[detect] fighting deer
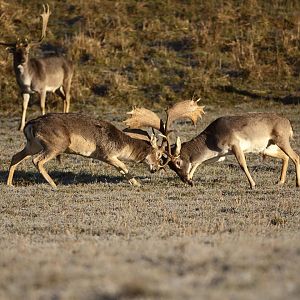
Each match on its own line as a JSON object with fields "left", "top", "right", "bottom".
{"left": 125, "top": 103, "right": 300, "bottom": 188}
{"left": 164, "top": 113, "right": 300, "bottom": 189}
{"left": 7, "top": 113, "right": 165, "bottom": 188}
{"left": 0, "top": 4, "right": 74, "bottom": 131}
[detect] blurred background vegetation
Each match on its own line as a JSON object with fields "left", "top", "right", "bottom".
{"left": 0, "top": 0, "right": 299, "bottom": 116}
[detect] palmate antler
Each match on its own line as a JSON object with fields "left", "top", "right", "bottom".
{"left": 123, "top": 99, "right": 205, "bottom": 166}
{"left": 165, "top": 99, "right": 205, "bottom": 132}
{"left": 29, "top": 4, "right": 51, "bottom": 46}
{"left": 124, "top": 107, "right": 164, "bottom": 132}
{"left": 0, "top": 4, "right": 51, "bottom": 48}
{"left": 123, "top": 128, "right": 151, "bottom": 142}
{"left": 124, "top": 99, "right": 204, "bottom": 135}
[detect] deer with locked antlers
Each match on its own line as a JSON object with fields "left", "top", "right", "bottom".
{"left": 124, "top": 99, "right": 205, "bottom": 169}
{"left": 0, "top": 4, "right": 74, "bottom": 131}
{"left": 7, "top": 101, "right": 203, "bottom": 187}
{"left": 7, "top": 112, "right": 166, "bottom": 188}
{"left": 125, "top": 101, "right": 300, "bottom": 189}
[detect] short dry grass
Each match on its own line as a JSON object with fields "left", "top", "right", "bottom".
{"left": 1, "top": 102, "right": 300, "bottom": 300}
{"left": 0, "top": 0, "right": 300, "bottom": 298}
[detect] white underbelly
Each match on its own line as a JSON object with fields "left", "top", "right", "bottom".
{"left": 45, "top": 85, "right": 61, "bottom": 92}
{"left": 67, "top": 134, "right": 96, "bottom": 157}
{"left": 239, "top": 138, "right": 269, "bottom": 153}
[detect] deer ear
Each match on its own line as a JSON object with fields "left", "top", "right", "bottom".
{"left": 24, "top": 39, "right": 30, "bottom": 49}
{"left": 7, "top": 46, "right": 14, "bottom": 53}
{"left": 174, "top": 136, "right": 181, "bottom": 156}
{"left": 150, "top": 134, "right": 158, "bottom": 149}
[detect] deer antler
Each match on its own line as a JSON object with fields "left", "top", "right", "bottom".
{"left": 0, "top": 41, "right": 17, "bottom": 47}
{"left": 30, "top": 4, "right": 51, "bottom": 46}
{"left": 124, "top": 107, "right": 164, "bottom": 132}
{"left": 123, "top": 99, "right": 205, "bottom": 168}
{"left": 123, "top": 128, "right": 151, "bottom": 142}
{"left": 0, "top": 4, "right": 51, "bottom": 49}
{"left": 165, "top": 99, "right": 205, "bottom": 133}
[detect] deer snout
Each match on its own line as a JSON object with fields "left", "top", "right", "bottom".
{"left": 149, "top": 164, "right": 159, "bottom": 173}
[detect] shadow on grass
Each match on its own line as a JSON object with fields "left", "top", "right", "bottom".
{"left": 0, "top": 170, "right": 132, "bottom": 186}
{"left": 217, "top": 85, "right": 300, "bottom": 105}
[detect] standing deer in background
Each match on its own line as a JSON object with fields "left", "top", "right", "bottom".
{"left": 0, "top": 4, "right": 74, "bottom": 130}
{"left": 164, "top": 113, "right": 300, "bottom": 189}
{"left": 7, "top": 113, "right": 165, "bottom": 188}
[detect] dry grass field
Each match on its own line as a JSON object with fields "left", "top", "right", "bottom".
{"left": 1, "top": 101, "right": 300, "bottom": 300}
{"left": 1, "top": 0, "right": 300, "bottom": 299}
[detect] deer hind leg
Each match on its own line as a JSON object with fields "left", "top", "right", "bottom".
{"left": 232, "top": 144, "right": 256, "bottom": 189}
{"left": 7, "top": 140, "right": 43, "bottom": 186}
{"left": 62, "top": 75, "right": 72, "bottom": 113}
{"left": 7, "top": 148, "right": 30, "bottom": 186}
{"left": 55, "top": 87, "right": 67, "bottom": 113}
{"left": 262, "top": 145, "right": 289, "bottom": 185}
{"left": 33, "top": 150, "right": 59, "bottom": 188}
{"left": 275, "top": 139, "right": 300, "bottom": 187}
{"left": 19, "top": 93, "right": 30, "bottom": 131}
{"left": 107, "top": 157, "right": 141, "bottom": 187}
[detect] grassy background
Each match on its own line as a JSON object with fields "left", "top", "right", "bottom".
{"left": 0, "top": 0, "right": 300, "bottom": 299}
{"left": 0, "top": 0, "right": 300, "bottom": 115}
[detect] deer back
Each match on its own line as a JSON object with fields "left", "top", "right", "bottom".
{"left": 178, "top": 113, "right": 293, "bottom": 162}
{"left": 25, "top": 113, "right": 151, "bottom": 161}
{"left": 15, "top": 56, "right": 73, "bottom": 93}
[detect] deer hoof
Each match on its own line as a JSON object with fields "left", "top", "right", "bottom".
{"left": 129, "top": 178, "right": 141, "bottom": 187}
{"left": 187, "top": 180, "right": 194, "bottom": 187}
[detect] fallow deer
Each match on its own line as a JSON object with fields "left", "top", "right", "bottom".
{"left": 125, "top": 103, "right": 300, "bottom": 188}
{"left": 166, "top": 113, "right": 300, "bottom": 189}
{"left": 0, "top": 4, "right": 74, "bottom": 131}
{"left": 7, "top": 112, "right": 168, "bottom": 188}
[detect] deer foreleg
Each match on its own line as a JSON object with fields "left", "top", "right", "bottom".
{"left": 188, "top": 163, "right": 200, "bottom": 181}
{"left": 232, "top": 145, "right": 256, "bottom": 189}
{"left": 108, "top": 157, "right": 141, "bottom": 186}
{"left": 20, "top": 93, "right": 30, "bottom": 131}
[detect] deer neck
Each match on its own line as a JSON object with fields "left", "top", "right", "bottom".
{"left": 181, "top": 132, "right": 214, "bottom": 163}
{"left": 119, "top": 136, "right": 151, "bottom": 163}
{"left": 13, "top": 54, "right": 34, "bottom": 93}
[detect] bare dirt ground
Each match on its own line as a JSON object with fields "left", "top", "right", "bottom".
{"left": 0, "top": 102, "right": 300, "bottom": 300}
